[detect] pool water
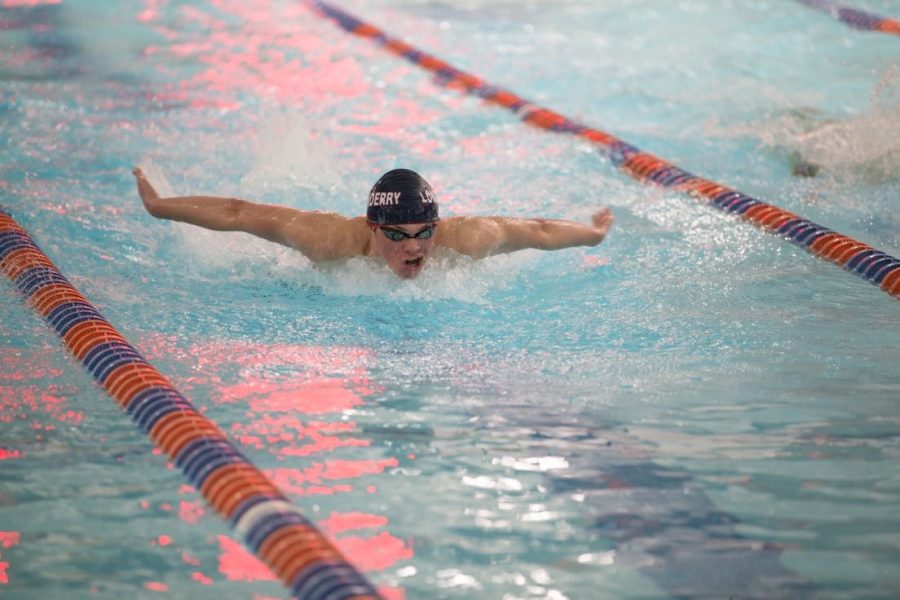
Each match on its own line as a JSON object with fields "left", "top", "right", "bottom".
{"left": 1, "top": 0, "right": 899, "bottom": 598}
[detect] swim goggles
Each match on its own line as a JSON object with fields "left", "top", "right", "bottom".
{"left": 378, "top": 224, "right": 436, "bottom": 242}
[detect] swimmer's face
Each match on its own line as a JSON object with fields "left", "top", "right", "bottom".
{"left": 370, "top": 222, "right": 438, "bottom": 279}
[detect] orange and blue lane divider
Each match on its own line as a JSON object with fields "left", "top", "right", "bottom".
{"left": 306, "top": 0, "right": 900, "bottom": 299}
{"left": 0, "top": 207, "right": 383, "bottom": 600}
{"left": 795, "top": 0, "right": 900, "bottom": 36}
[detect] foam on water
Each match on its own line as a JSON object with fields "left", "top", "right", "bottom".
{"left": 165, "top": 223, "right": 529, "bottom": 304}
{"left": 296, "top": 250, "right": 524, "bottom": 303}
{"left": 239, "top": 110, "right": 347, "bottom": 197}
{"left": 710, "top": 64, "right": 900, "bottom": 184}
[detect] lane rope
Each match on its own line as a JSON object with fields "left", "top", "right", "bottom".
{"left": 0, "top": 207, "right": 383, "bottom": 600}
{"left": 795, "top": 0, "right": 900, "bottom": 36}
{"left": 306, "top": 0, "right": 900, "bottom": 300}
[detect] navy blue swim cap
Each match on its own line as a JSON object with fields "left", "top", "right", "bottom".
{"left": 366, "top": 169, "right": 439, "bottom": 225}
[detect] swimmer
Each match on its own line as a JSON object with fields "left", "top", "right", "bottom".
{"left": 133, "top": 167, "right": 613, "bottom": 279}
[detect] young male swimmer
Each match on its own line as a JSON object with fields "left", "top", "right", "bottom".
{"left": 133, "top": 167, "right": 613, "bottom": 279}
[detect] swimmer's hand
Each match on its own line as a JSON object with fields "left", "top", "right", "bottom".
{"left": 133, "top": 167, "right": 163, "bottom": 216}
{"left": 591, "top": 207, "right": 614, "bottom": 241}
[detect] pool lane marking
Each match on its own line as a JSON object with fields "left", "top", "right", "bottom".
{"left": 305, "top": 0, "right": 900, "bottom": 300}
{"left": 795, "top": 0, "right": 900, "bottom": 36}
{"left": 0, "top": 209, "right": 383, "bottom": 600}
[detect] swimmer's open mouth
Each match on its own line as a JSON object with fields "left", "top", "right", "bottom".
{"left": 405, "top": 257, "right": 423, "bottom": 267}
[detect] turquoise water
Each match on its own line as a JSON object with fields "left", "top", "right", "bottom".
{"left": 2, "top": 0, "right": 899, "bottom": 598}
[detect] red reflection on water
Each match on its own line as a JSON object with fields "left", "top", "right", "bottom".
{"left": 0, "top": 350, "right": 64, "bottom": 382}
{"left": 320, "top": 511, "right": 416, "bottom": 573}
{"left": 217, "top": 535, "right": 276, "bottom": 582}
{"left": 138, "top": 336, "right": 414, "bottom": 587}
{"left": 380, "top": 587, "right": 407, "bottom": 600}
{"left": 136, "top": 0, "right": 446, "bottom": 157}
{"left": 0, "top": 531, "right": 20, "bottom": 585}
{"left": 139, "top": 0, "right": 368, "bottom": 110}
{"left": 0, "top": 349, "right": 84, "bottom": 432}
{"left": 582, "top": 255, "right": 611, "bottom": 269}
{"left": 457, "top": 135, "right": 495, "bottom": 159}
{"left": 0, "top": 532, "right": 19, "bottom": 549}
{"left": 0, "top": 386, "right": 83, "bottom": 425}
{"left": 144, "top": 581, "right": 168, "bottom": 592}
{"left": 232, "top": 415, "right": 366, "bottom": 456}
{"left": 0, "top": 449, "right": 21, "bottom": 461}
{"left": 319, "top": 511, "right": 389, "bottom": 534}
{"left": 221, "top": 377, "right": 365, "bottom": 414}
{"left": 1, "top": 0, "right": 61, "bottom": 6}
{"left": 337, "top": 531, "right": 414, "bottom": 572}
{"left": 191, "top": 571, "right": 213, "bottom": 585}
{"left": 182, "top": 2, "right": 366, "bottom": 100}
{"left": 266, "top": 457, "right": 397, "bottom": 496}
{"left": 190, "top": 342, "right": 373, "bottom": 374}
{"left": 178, "top": 499, "right": 206, "bottom": 525}
{"left": 137, "top": 0, "right": 165, "bottom": 23}
{"left": 320, "top": 457, "right": 399, "bottom": 480}
{"left": 218, "top": 523, "right": 412, "bottom": 580}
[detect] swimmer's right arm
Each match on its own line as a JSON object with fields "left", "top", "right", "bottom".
{"left": 133, "top": 167, "right": 364, "bottom": 261}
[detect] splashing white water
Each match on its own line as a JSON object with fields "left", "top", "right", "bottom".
{"left": 281, "top": 248, "right": 527, "bottom": 303}
{"left": 776, "top": 104, "right": 900, "bottom": 182}
{"left": 724, "top": 65, "right": 900, "bottom": 183}
{"left": 239, "top": 109, "right": 346, "bottom": 197}
{"left": 137, "top": 158, "right": 177, "bottom": 197}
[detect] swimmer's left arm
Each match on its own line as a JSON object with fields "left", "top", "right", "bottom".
{"left": 447, "top": 208, "right": 613, "bottom": 257}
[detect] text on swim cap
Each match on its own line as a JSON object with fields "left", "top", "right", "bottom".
{"left": 368, "top": 192, "right": 401, "bottom": 206}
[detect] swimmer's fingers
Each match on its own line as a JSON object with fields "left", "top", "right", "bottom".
{"left": 135, "top": 174, "right": 157, "bottom": 199}
{"left": 133, "top": 166, "right": 155, "bottom": 183}
{"left": 132, "top": 166, "right": 149, "bottom": 185}
{"left": 591, "top": 208, "right": 614, "bottom": 235}
{"left": 133, "top": 167, "right": 160, "bottom": 209}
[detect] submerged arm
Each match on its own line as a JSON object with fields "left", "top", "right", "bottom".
{"left": 133, "top": 167, "right": 362, "bottom": 261}
{"left": 445, "top": 208, "right": 614, "bottom": 258}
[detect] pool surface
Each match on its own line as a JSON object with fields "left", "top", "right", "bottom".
{"left": 2, "top": 1, "right": 899, "bottom": 598}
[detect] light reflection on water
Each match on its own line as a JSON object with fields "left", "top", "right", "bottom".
{"left": 1, "top": 0, "right": 899, "bottom": 599}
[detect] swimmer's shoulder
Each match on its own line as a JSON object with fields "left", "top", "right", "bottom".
{"left": 287, "top": 213, "right": 370, "bottom": 261}
{"left": 435, "top": 216, "right": 487, "bottom": 239}
{"left": 435, "top": 216, "right": 500, "bottom": 258}
{"left": 340, "top": 216, "right": 371, "bottom": 258}
{"left": 434, "top": 216, "right": 464, "bottom": 248}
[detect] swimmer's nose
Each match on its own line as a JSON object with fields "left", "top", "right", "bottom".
{"left": 401, "top": 239, "right": 424, "bottom": 253}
